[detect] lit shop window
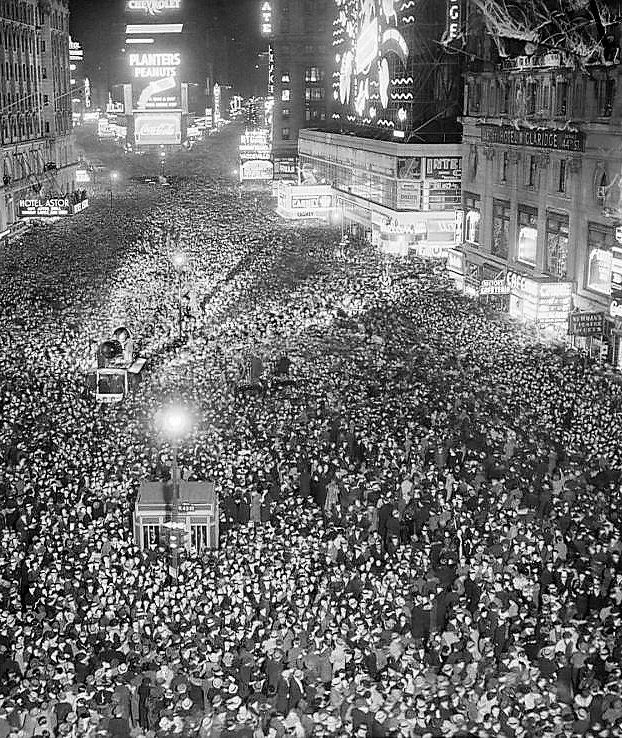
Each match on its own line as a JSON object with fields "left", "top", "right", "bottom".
{"left": 586, "top": 223, "right": 614, "bottom": 293}
{"left": 492, "top": 199, "right": 511, "bottom": 259}
{"left": 517, "top": 205, "right": 538, "bottom": 264}
{"left": 545, "top": 211, "right": 569, "bottom": 279}
{"left": 464, "top": 192, "right": 481, "bottom": 244}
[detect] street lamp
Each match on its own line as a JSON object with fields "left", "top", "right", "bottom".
{"left": 171, "top": 250, "right": 188, "bottom": 341}
{"left": 160, "top": 150, "right": 166, "bottom": 178}
{"left": 158, "top": 404, "right": 192, "bottom": 576}
{"left": 109, "top": 171, "right": 119, "bottom": 214}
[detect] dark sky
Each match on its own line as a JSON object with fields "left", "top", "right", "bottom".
{"left": 69, "top": 0, "right": 264, "bottom": 97}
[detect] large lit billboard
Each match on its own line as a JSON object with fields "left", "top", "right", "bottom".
{"left": 126, "top": 0, "right": 181, "bottom": 15}
{"left": 134, "top": 112, "right": 182, "bottom": 145}
{"left": 129, "top": 50, "right": 182, "bottom": 110}
{"left": 333, "top": 0, "right": 461, "bottom": 142}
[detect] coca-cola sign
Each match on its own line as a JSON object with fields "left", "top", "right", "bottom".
{"left": 134, "top": 113, "right": 181, "bottom": 145}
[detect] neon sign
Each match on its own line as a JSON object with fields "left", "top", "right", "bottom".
{"left": 129, "top": 52, "right": 181, "bottom": 79}
{"left": 127, "top": 0, "right": 181, "bottom": 14}
{"left": 446, "top": 0, "right": 461, "bottom": 43}
{"left": 260, "top": 1, "right": 272, "bottom": 35}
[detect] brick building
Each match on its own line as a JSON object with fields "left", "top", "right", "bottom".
{"left": 1, "top": 0, "right": 77, "bottom": 235}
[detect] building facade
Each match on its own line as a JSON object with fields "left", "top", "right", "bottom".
{"left": 1, "top": 0, "right": 77, "bottom": 235}
{"left": 449, "top": 55, "right": 622, "bottom": 362}
{"left": 299, "top": 129, "right": 460, "bottom": 256}
{"left": 266, "top": 0, "right": 333, "bottom": 172}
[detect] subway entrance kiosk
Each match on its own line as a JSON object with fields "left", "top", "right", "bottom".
{"left": 134, "top": 481, "right": 218, "bottom": 554}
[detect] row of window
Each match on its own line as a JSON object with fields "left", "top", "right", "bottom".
{"left": 464, "top": 195, "right": 569, "bottom": 278}
{"left": 0, "top": 2, "right": 68, "bottom": 32}
{"left": 467, "top": 72, "right": 616, "bottom": 120}
{"left": 464, "top": 196, "right": 618, "bottom": 293}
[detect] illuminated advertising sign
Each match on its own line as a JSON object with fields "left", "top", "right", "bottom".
{"left": 130, "top": 51, "right": 182, "bottom": 110}
{"left": 126, "top": 0, "right": 181, "bottom": 14}
{"left": 18, "top": 198, "right": 71, "bottom": 218}
{"left": 268, "top": 44, "right": 275, "bottom": 96}
{"left": 134, "top": 112, "right": 182, "bottom": 145}
{"left": 425, "top": 156, "right": 462, "bottom": 179}
{"left": 480, "top": 124, "right": 585, "bottom": 152}
{"left": 260, "top": 2, "right": 272, "bottom": 35}
{"left": 333, "top": 0, "right": 460, "bottom": 138}
{"left": 241, "top": 160, "right": 274, "bottom": 182}
{"left": 444, "top": 0, "right": 461, "bottom": 43}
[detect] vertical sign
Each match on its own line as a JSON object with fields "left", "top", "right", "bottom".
{"left": 268, "top": 44, "right": 274, "bottom": 96}
{"left": 260, "top": 2, "right": 272, "bottom": 35}
{"left": 446, "top": 0, "right": 461, "bottom": 42}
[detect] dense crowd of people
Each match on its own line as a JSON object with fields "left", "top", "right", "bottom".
{"left": 1, "top": 151, "right": 622, "bottom": 738}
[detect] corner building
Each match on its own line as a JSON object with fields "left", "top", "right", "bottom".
{"left": 1, "top": 0, "right": 77, "bottom": 235}
{"left": 449, "top": 55, "right": 622, "bottom": 362}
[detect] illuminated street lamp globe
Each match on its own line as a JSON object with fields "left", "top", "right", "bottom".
{"left": 159, "top": 404, "right": 192, "bottom": 441}
{"left": 171, "top": 251, "right": 188, "bottom": 271}
{"left": 111, "top": 171, "right": 119, "bottom": 182}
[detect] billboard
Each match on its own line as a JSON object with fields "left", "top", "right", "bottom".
{"left": 129, "top": 50, "right": 182, "bottom": 111}
{"left": 241, "top": 160, "right": 274, "bottom": 182}
{"left": 134, "top": 112, "right": 182, "bottom": 145}
{"left": 126, "top": 0, "right": 181, "bottom": 15}
{"left": 333, "top": 0, "right": 461, "bottom": 141}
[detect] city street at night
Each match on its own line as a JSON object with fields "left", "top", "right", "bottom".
{"left": 3, "top": 0, "right": 622, "bottom": 736}
{"left": 1, "top": 130, "right": 622, "bottom": 737}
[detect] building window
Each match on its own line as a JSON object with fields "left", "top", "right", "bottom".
{"left": 500, "top": 151, "right": 509, "bottom": 182}
{"left": 555, "top": 79, "right": 568, "bottom": 116}
{"left": 281, "top": 127, "right": 291, "bottom": 140}
{"left": 281, "top": 73, "right": 290, "bottom": 83}
{"left": 143, "top": 525, "right": 160, "bottom": 549}
{"left": 469, "top": 80, "right": 481, "bottom": 114}
{"left": 464, "top": 192, "right": 481, "bottom": 245}
{"left": 517, "top": 205, "right": 538, "bottom": 264}
{"left": 492, "top": 199, "right": 511, "bottom": 259}
{"left": 305, "top": 66, "right": 323, "bottom": 82}
{"left": 281, "top": 108, "right": 290, "bottom": 118}
{"left": 527, "top": 79, "right": 538, "bottom": 115}
{"left": 586, "top": 223, "right": 614, "bottom": 293}
{"left": 558, "top": 159, "right": 567, "bottom": 193}
{"left": 597, "top": 171, "right": 608, "bottom": 206}
{"left": 526, "top": 155, "right": 538, "bottom": 187}
{"left": 596, "top": 77, "right": 615, "bottom": 117}
{"left": 545, "top": 212, "right": 569, "bottom": 278}
{"left": 281, "top": 89, "right": 290, "bottom": 102}
{"left": 190, "top": 525, "right": 209, "bottom": 553}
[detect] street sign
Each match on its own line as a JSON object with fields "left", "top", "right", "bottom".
{"left": 568, "top": 311, "right": 604, "bottom": 336}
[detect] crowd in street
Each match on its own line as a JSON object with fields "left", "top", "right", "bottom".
{"left": 1, "top": 163, "right": 622, "bottom": 738}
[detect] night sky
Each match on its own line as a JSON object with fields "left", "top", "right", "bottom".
{"left": 69, "top": 0, "right": 264, "bottom": 98}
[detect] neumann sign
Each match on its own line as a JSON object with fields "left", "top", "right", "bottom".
{"left": 127, "top": 0, "right": 181, "bottom": 14}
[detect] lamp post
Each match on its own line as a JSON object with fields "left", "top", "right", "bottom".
{"left": 160, "top": 150, "right": 166, "bottom": 179}
{"left": 159, "top": 405, "right": 192, "bottom": 577}
{"left": 109, "top": 171, "right": 119, "bottom": 214}
{"left": 171, "top": 250, "right": 188, "bottom": 341}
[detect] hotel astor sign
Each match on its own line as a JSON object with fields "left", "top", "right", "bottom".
{"left": 480, "top": 124, "right": 584, "bottom": 152}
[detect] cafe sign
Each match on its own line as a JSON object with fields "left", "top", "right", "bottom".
{"left": 480, "top": 124, "right": 584, "bottom": 152}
